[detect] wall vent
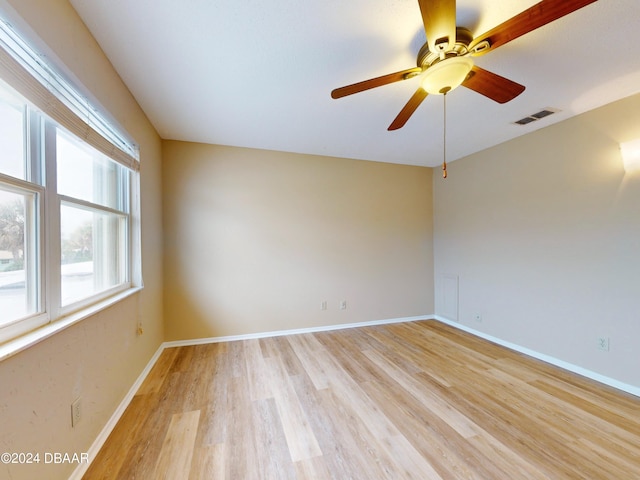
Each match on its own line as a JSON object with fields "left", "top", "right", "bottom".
{"left": 514, "top": 108, "right": 559, "bottom": 126}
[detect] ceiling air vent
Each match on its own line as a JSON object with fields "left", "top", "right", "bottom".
{"left": 514, "top": 108, "right": 559, "bottom": 126}
{"left": 514, "top": 116, "right": 537, "bottom": 125}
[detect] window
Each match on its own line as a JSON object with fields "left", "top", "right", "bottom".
{"left": 0, "top": 18, "right": 140, "bottom": 346}
{"left": 57, "top": 129, "right": 130, "bottom": 308}
{"left": 0, "top": 83, "right": 42, "bottom": 340}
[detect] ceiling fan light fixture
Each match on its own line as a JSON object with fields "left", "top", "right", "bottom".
{"left": 620, "top": 139, "right": 640, "bottom": 173}
{"left": 421, "top": 56, "right": 473, "bottom": 95}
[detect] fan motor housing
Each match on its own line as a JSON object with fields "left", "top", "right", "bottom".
{"left": 417, "top": 27, "right": 474, "bottom": 68}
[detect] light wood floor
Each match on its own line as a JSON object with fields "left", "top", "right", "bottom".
{"left": 83, "top": 320, "right": 640, "bottom": 479}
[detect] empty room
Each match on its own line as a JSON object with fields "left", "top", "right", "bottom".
{"left": 0, "top": 1, "right": 639, "bottom": 479}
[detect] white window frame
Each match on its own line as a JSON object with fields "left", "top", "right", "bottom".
{"left": 0, "top": 10, "right": 142, "bottom": 355}
{"left": 0, "top": 172, "right": 45, "bottom": 339}
{"left": 0, "top": 95, "right": 139, "bottom": 345}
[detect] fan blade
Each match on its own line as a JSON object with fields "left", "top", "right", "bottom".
{"left": 462, "top": 66, "right": 525, "bottom": 104}
{"left": 469, "top": 0, "right": 598, "bottom": 55}
{"left": 331, "top": 67, "right": 423, "bottom": 99}
{"left": 388, "top": 88, "right": 429, "bottom": 131}
{"left": 418, "top": 0, "right": 457, "bottom": 54}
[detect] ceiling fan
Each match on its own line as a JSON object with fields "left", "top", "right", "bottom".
{"left": 331, "top": 0, "right": 598, "bottom": 131}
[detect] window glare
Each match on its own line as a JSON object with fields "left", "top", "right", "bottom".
{"left": 60, "top": 204, "right": 126, "bottom": 306}
{"left": 57, "top": 129, "right": 122, "bottom": 210}
{"left": 0, "top": 190, "right": 36, "bottom": 325}
{"left": 0, "top": 86, "right": 26, "bottom": 180}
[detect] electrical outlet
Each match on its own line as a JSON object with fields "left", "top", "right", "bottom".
{"left": 597, "top": 337, "right": 610, "bottom": 352}
{"left": 320, "top": 300, "right": 327, "bottom": 311}
{"left": 339, "top": 300, "right": 347, "bottom": 310}
{"left": 71, "top": 397, "right": 81, "bottom": 427}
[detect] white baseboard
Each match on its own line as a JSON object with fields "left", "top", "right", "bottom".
{"left": 162, "top": 314, "right": 434, "bottom": 348}
{"left": 69, "top": 343, "right": 165, "bottom": 480}
{"left": 433, "top": 315, "right": 640, "bottom": 398}
{"left": 71, "top": 312, "right": 638, "bottom": 477}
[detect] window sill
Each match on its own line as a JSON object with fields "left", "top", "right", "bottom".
{"left": 0, "top": 286, "right": 143, "bottom": 362}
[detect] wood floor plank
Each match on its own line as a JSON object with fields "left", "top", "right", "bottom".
{"left": 530, "top": 377, "right": 640, "bottom": 435}
{"left": 362, "top": 326, "right": 456, "bottom": 388}
{"left": 251, "top": 397, "right": 298, "bottom": 479}
{"left": 135, "top": 346, "right": 180, "bottom": 396}
{"left": 188, "top": 444, "right": 224, "bottom": 480}
{"left": 313, "top": 330, "right": 387, "bottom": 384}
{"left": 83, "top": 320, "right": 640, "bottom": 479}
{"left": 153, "top": 410, "right": 200, "bottom": 479}
{"left": 488, "top": 367, "right": 640, "bottom": 452}
{"left": 317, "top": 385, "right": 423, "bottom": 480}
{"left": 289, "top": 371, "right": 378, "bottom": 480}
{"left": 266, "top": 353, "right": 323, "bottom": 462}
{"left": 293, "top": 456, "right": 335, "bottom": 480}
{"left": 572, "top": 437, "right": 640, "bottom": 479}
{"left": 259, "top": 335, "right": 305, "bottom": 376}
{"left": 193, "top": 345, "right": 230, "bottom": 447}
{"left": 361, "top": 347, "right": 481, "bottom": 439}
{"left": 466, "top": 432, "right": 549, "bottom": 480}
{"left": 356, "top": 379, "right": 485, "bottom": 480}
{"left": 295, "top": 334, "right": 401, "bottom": 442}
{"left": 380, "top": 435, "right": 444, "bottom": 480}
{"left": 244, "top": 339, "right": 274, "bottom": 401}
{"left": 113, "top": 372, "right": 184, "bottom": 479}
{"left": 286, "top": 333, "right": 334, "bottom": 390}
{"left": 224, "top": 374, "right": 261, "bottom": 479}
{"left": 80, "top": 393, "right": 155, "bottom": 479}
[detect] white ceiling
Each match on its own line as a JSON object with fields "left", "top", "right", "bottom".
{"left": 68, "top": 0, "right": 640, "bottom": 167}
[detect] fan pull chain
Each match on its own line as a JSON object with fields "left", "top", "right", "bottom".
{"left": 442, "top": 92, "right": 447, "bottom": 179}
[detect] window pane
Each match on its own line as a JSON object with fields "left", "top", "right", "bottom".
{"left": 61, "top": 203, "right": 126, "bottom": 306}
{"left": 0, "top": 83, "right": 26, "bottom": 180}
{"left": 57, "top": 129, "right": 124, "bottom": 210}
{"left": 0, "top": 189, "right": 37, "bottom": 326}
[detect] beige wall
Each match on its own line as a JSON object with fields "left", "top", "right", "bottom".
{"left": 163, "top": 142, "right": 434, "bottom": 340}
{"left": 434, "top": 93, "right": 640, "bottom": 387}
{"left": 0, "top": 1, "right": 164, "bottom": 479}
